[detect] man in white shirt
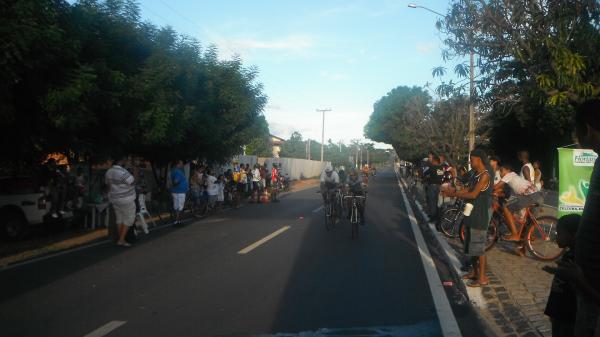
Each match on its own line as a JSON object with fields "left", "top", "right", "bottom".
{"left": 493, "top": 163, "right": 543, "bottom": 242}
{"left": 105, "top": 157, "right": 136, "bottom": 247}
{"left": 251, "top": 164, "right": 262, "bottom": 203}
{"left": 205, "top": 169, "right": 218, "bottom": 209}
{"left": 320, "top": 164, "right": 340, "bottom": 202}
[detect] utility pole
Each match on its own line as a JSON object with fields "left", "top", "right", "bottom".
{"left": 316, "top": 108, "right": 331, "bottom": 162}
{"left": 308, "top": 139, "right": 311, "bottom": 160}
{"left": 408, "top": 3, "right": 476, "bottom": 153}
{"left": 468, "top": 51, "right": 475, "bottom": 152}
{"left": 367, "top": 148, "right": 370, "bottom": 167}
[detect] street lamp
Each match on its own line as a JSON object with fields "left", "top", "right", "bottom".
{"left": 408, "top": 3, "right": 476, "bottom": 152}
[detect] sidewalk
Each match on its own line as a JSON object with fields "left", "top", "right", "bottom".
{"left": 0, "top": 178, "right": 320, "bottom": 269}
{"left": 408, "top": 178, "right": 554, "bottom": 337}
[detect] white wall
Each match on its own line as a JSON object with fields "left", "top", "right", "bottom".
{"left": 261, "top": 157, "right": 329, "bottom": 180}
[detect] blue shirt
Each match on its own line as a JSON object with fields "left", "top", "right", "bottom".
{"left": 170, "top": 168, "right": 188, "bottom": 194}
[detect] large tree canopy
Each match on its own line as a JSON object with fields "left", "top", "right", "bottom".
{"left": 0, "top": 0, "right": 268, "bottom": 170}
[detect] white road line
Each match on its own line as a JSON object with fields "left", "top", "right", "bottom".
{"left": 83, "top": 320, "right": 126, "bottom": 337}
{"left": 397, "top": 174, "right": 487, "bottom": 309}
{"left": 312, "top": 205, "right": 324, "bottom": 213}
{"left": 394, "top": 171, "right": 462, "bottom": 337}
{"left": 237, "top": 226, "right": 291, "bottom": 255}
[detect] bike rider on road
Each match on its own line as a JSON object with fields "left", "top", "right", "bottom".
{"left": 346, "top": 170, "right": 366, "bottom": 225}
{"left": 320, "top": 164, "right": 340, "bottom": 202}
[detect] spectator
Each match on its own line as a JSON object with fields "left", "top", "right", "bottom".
{"left": 105, "top": 156, "right": 136, "bottom": 247}
{"left": 425, "top": 154, "right": 444, "bottom": 222}
{"left": 75, "top": 166, "right": 86, "bottom": 209}
{"left": 251, "top": 164, "right": 261, "bottom": 203}
{"left": 518, "top": 150, "right": 535, "bottom": 185}
{"left": 205, "top": 168, "right": 218, "bottom": 210}
{"left": 544, "top": 214, "right": 581, "bottom": 337}
{"left": 245, "top": 163, "right": 252, "bottom": 196}
{"left": 533, "top": 160, "right": 543, "bottom": 191}
{"left": 216, "top": 174, "right": 225, "bottom": 207}
{"left": 189, "top": 168, "right": 202, "bottom": 217}
{"left": 43, "top": 158, "right": 66, "bottom": 218}
{"left": 489, "top": 156, "right": 502, "bottom": 186}
{"left": 443, "top": 149, "right": 492, "bottom": 287}
{"left": 494, "top": 163, "right": 544, "bottom": 245}
{"left": 271, "top": 163, "right": 280, "bottom": 202}
{"left": 238, "top": 164, "right": 247, "bottom": 201}
{"left": 572, "top": 99, "right": 600, "bottom": 337}
{"left": 170, "top": 160, "right": 188, "bottom": 225}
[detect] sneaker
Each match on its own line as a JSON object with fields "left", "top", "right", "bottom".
{"left": 51, "top": 212, "right": 59, "bottom": 219}
{"left": 117, "top": 241, "right": 131, "bottom": 247}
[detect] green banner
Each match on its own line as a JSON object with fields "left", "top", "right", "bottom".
{"left": 558, "top": 148, "right": 598, "bottom": 217}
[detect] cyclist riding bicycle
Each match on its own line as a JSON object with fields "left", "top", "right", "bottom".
{"left": 493, "top": 163, "right": 544, "bottom": 243}
{"left": 320, "top": 164, "right": 340, "bottom": 201}
{"left": 338, "top": 166, "right": 347, "bottom": 185}
{"left": 346, "top": 170, "right": 366, "bottom": 225}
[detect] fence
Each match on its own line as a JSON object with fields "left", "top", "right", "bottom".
{"left": 259, "top": 157, "right": 329, "bottom": 180}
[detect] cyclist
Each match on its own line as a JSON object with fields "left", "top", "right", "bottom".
{"left": 346, "top": 170, "right": 366, "bottom": 225}
{"left": 338, "top": 166, "right": 347, "bottom": 185}
{"left": 320, "top": 164, "right": 340, "bottom": 217}
{"left": 493, "top": 163, "right": 544, "bottom": 243}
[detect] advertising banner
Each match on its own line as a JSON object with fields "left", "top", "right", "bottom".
{"left": 558, "top": 148, "right": 598, "bottom": 217}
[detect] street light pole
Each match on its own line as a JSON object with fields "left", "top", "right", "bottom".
{"left": 316, "top": 108, "right": 331, "bottom": 162}
{"left": 408, "top": 3, "right": 476, "bottom": 152}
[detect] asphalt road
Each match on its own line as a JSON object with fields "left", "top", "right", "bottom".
{"left": 0, "top": 169, "right": 490, "bottom": 337}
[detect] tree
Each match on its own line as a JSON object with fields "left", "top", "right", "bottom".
{"left": 279, "top": 131, "right": 307, "bottom": 159}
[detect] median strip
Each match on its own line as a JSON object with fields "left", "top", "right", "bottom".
{"left": 237, "top": 226, "right": 291, "bottom": 255}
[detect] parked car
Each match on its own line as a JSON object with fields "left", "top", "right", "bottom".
{"left": 0, "top": 176, "right": 72, "bottom": 240}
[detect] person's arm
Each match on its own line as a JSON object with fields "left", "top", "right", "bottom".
{"left": 493, "top": 180, "right": 506, "bottom": 196}
{"left": 556, "top": 260, "right": 600, "bottom": 305}
{"left": 446, "top": 172, "right": 490, "bottom": 200}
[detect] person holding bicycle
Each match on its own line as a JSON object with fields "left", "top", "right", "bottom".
{"left": 346, "top": 170, "right": 366, "bottom": 225}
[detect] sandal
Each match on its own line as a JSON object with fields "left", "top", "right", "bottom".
{"left": 502, "top": 235, "right": 520, "bottom": 242}
{"left": 467, "top": 280, "right": 489, "bottom": 288}
{"left": 462, "top": 273, "right": 477, "bottom": 280}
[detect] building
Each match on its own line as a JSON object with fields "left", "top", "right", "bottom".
{"left": 270, "top": 135, "right": 285, "bottom": 158}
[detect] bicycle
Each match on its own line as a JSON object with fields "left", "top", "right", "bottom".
{"left": 324, "top": 189, "right": 340, "bottom": 231}
{"left": 344, "top": 194, "right": 366, "bottom": 239}
{"left": 458, "top": 202, "right": 562, "bottom": 260}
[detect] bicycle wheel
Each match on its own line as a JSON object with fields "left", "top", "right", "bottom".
{"left": 526, "top": 216, "right": 564, "bottom": 260}
{"left": 351, "top": 205, "right": 358, "bottom": 239}
{"left": 325, "top": 203, "right": 332, "bottom": 231}
{"left": 439, "top": 208, "right": 460, "bottom": 238}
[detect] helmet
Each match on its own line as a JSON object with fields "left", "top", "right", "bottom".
{"left": 339, "top": 165, "right": 345, "bottom": 171}
{"left": 324, "top": 164, "right": 333, "bottom": 173}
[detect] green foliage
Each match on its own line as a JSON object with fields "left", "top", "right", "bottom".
{"left": 0, "top": 0, "right": 268, "bottom": 171}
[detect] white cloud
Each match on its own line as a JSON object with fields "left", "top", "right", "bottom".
{"left": 416, "top": 42, "right": 437, "bottom": 54}
{"left": 320, "top": 71, "right": 348, "bottom": 81}
{"left": 215, "top": 34, "right": 314, "bottom": 59}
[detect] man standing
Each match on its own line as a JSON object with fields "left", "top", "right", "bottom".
{"left": 425, "top": 154, "right": 445, "bottom": 222}
{"left": 105, "top": 156, "right": 136, "bottom": 247}
{"left": 572, "top": 99, "right": 600, "bottom": 337}
{"left": 170, "top": 160, "right": 188, "bottom": 225}
{"left": 443, "top": 149, "right": 492, "bottom": 287}
{"left": 518, "top": 150, "right": 535, "bottom": 185}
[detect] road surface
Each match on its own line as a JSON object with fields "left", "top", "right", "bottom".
{"left": 0, "top": 169, "right": 490, "bottom": 337}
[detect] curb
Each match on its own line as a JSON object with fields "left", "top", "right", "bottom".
{"left": 395, "top": 172, "right": 500, "bottom": 337}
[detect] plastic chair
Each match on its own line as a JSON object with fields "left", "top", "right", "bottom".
{"left": 135, "top": 193, "right": 155, "bottom": 234}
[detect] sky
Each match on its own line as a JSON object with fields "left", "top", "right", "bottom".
{"left": 137, "top": 0, "right": 454, "bottom": 148}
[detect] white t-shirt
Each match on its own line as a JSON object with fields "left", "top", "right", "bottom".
{"left": 520, "top": 163, "right": 535, "bottom": 184}
{"left": 494, "top": 170, "right": 501, "bottom": 185}
{"left": 501, "top": 172, "right": 538, "bottom": 196}
{"left": 320, "top": 170, "right": 340, "bottom": 184}
{"left": 104, "top": 165, "right": 135, "bottom": 203}
{"left": 252, "top": 168, "right": 261, "bottom": 182}
{"left": 206, "top": 175, "right": 218, "bottom": 196}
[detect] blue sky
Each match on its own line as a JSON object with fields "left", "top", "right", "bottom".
{"left": 137, "top": 0, "right": 454, "bottom": 148}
